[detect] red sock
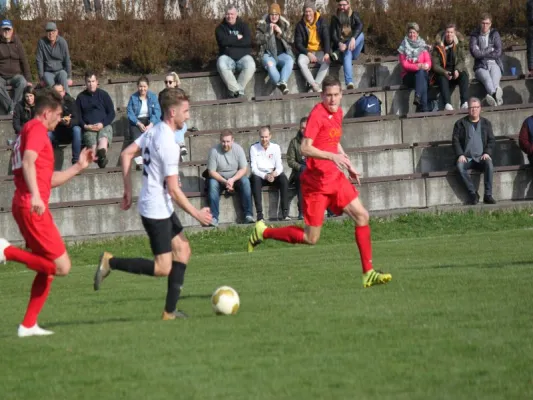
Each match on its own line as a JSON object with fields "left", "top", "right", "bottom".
{"left": 5, "top": 246, "right": 57, "bottom": 275}
{"left": 264, "top": 226, "right": 305, "bottom": 244}
{"left": 355, "top": 225, "right": 373, "bottom": 273}
{"left": 21, "top": 273, "right": 54, "bottom": 328}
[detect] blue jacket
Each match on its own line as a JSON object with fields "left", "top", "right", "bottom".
{"left": 127, "top": 90, "right": 161, "bottom": 126}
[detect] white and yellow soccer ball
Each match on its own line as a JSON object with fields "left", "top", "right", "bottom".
{"left": 211, "top": 286, "right": 240, "bottom": 315}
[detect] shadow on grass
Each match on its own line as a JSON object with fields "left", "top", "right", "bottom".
{"left": 404, "top": 260, "right": 533, "bottom": 270}
{"left": 45, "top": 317, "right": 140, "bottom": 328}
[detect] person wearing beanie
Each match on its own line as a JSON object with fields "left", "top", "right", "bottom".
{"left": 330, "top": 0, "right": 365, "bottom": 90}
{"left": 256, "top": 2, "right": 294, "bottom": 95}
{"left": 398, "top": 21, "right": 432, "bottom": 112}
{"left": 215, "top": 4, "right": 256, "bottom": 98}
{"left": 294, "top": 1, "right": 331, "bottom": 92}
{"left": 36, "top": 22, "right": 73, "bottom": 94}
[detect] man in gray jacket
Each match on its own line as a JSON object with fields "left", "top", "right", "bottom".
{"left": 36, "top": 22, "right": 73, "bottom": 93}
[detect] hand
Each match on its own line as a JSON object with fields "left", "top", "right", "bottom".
{"left": 348, "top": 166, "right": 361, "bottom": 185}
{"left": 62, "top": 114, "right": 72, "bottom": 126}
{"left": 197, "top": 207, "right": 213, "bottom": 226}
{"left": 447, "top": 73, "right": 453, "bottom": 80}
{"left": 225, "top": 177, "right": 235, "bottom": 191}
{"left": 308, "top": 52, "right": 318, "bottom": 63}
{"left": 67, "top": 79, "right": 73, "bottom": 87}
{"left": 271, "top": 24, "right": 281, "bottom": 34}
{"left": 266, "top": 174, "right": 275, "bottom": 183}
{"left": 77, "top": 148, "right": 95, "bottom": 169}
{"left": 237, "top": 34, "right": 243, "bottom": 40}
{"left": 94, "top": 123, "right": 104, "bottom": 131}
{"left": 323, "top": 53, "right": 331, "bottom": 64}
{"left": 120, "top": 189, "right": 132, "bottom": 210}
{"left": 331, "top": 153, "right": 351, "bottom": 171}
{"left": 26, "top": 82, "right": 33, "bottom": 87}
{"left": 137, "top": 122, "right": 146, "bottom": 132}
{"left": 348, "top": 37, "right": 356, "bottom": 51}
{"left": 145, "top": 123, "right": 153, "bottom": 131}
{"left": 31, "top": 194, "right": 46, "bottom": 216}
{"left": 481, "top": 153, "right": 492, "bottom": 161}
{"left": 454, "top": 70, "right": 459, "bottom": 80}
{"left": 339, "top": 42, "right": 347, "bottom": 52}
{"left": 458, "top": 155, "right": 467, "bottom": 163}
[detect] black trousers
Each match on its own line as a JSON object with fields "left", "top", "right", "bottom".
{"left": 129, "top": 117, "right": 150, "bottom": 143}
{"left": 436, "top": 71, "right": 469, "bottom": 106}
{"left": 251, "top": 173, "right": 289, "bottom": 218}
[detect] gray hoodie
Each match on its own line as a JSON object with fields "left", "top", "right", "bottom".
{"left": 36, "top": 35, "right": 72, "bottom": 78}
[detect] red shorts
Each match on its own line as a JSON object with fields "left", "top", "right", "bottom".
{"left": 12, "top": 205, "right": 66, "bottom": 260}
{"left": 301, "top": 175, "right": 359, "bottom": 227}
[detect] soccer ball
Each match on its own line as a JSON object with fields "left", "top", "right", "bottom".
{"left": 211, "top": 286, "right": 240, "bottom": 315}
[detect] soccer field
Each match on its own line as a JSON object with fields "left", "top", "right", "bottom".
{"left": 1, "top": 212, "right": 533, "bottom": 400}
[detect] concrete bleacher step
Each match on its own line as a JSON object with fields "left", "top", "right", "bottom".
{"left": 2, "top": 165, "right": 532, "bottom": 242}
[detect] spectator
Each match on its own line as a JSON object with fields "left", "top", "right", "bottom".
{"left": 526, "top": 0, "right": 533, "bottom": 76}
{"left": 398, "top": 22, "right": 431, "bottom": 112}
{"left": 469, "top": 13, "right": 503, "bottom": 107}
{"left": 431, "top": 23, "right": 469, "bottom": 110}
{"left": 76, "top": 70, "right": 115, "bottom": 169}
{"left": 518, "top": 114, "right": 533, "bottom": 165}
{"left": 256, "top": 3, "right": 294, "bottom": 95}
{"left": 250, "top": 126, "right": 290, "bottom": 221}
{"left": 452, "top": 97, "right": 496, "bottom": 205}
{"left": 287, "top": 117, "right": 307, "bottom": 220}
{"left": 215, "top": 4, "right": 256, "bottom": 98}
{"left": 126, "top": 76, "right": 161, "bottom": 144}
{"left": 36, "top": 22, "right": 73, "bottom": 94}
{"left": 12, "top": 85, "right": 35, "bottom": 135}
{"left": 0, "top": 19, "right": 31, "bottom": 115}
{"left": 295, "top": 2, "right": 331, "bottom": 92}
{"left": 48, "top": 83, "right": 82, "bottom": 165}
{"left": 330, "top": 0, "right": 365, "bottom": 90}
{"left": 158, "top": 72, "right": 181, "bottom": 106}
{"left": 158, "top": 78, "right": 188, "bottom": 157}
{"left": 207, "top": 130, "right": 254, "bottom": 227}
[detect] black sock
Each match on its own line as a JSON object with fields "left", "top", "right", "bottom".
{"left": 109, "top": 257, "right": 155, "bottom": 276}
{"left": 165, "top": 262, "right": 187, "bottom": 313}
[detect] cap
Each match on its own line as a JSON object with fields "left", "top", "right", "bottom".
{"left": 45, "top": 22, "right": 57, "bottom": 31}
{"left": 1, "top": 20, "right": 13, "bottom": 30}
{"left": 407, "top": 22, "right": 420, "bottom": 32}
{"left": 269, "top": 3, "right": 281, "bottom": 14}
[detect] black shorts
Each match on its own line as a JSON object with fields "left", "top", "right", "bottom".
{"left": 141, "top": 212, "right": 183, "bottom": 255}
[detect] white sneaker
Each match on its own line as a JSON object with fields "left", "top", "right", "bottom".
{"left": 485, "top": 94, "right": 497, "bottom": 107}
{"left": 495, "top": 87, "right": 503, "bottom": 105}
{"left": 0, "top": 238, "right": 10, "bottom": 264}
{"left": 461, "top": 102, "right": 468, "bottom": 109}
{"left": 444, "top": 103, "right": 454, "bottom": 111}
{"left": 18, "top": 324, "right": 54, "bottom": 338}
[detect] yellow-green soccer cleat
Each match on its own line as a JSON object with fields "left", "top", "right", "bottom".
{"left": 248, "top": 220, "right": 268, "bottom": 253}
{"left": 362, "top": 269, "right": 392, "bottom": 288}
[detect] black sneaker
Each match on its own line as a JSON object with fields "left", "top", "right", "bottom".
{"left": 256, "top": 212, "right": 264, "bottom": 221}
{"left": 96, "top": 148, "right": 108, "bottom": 169}
{"left": 331, "top": 50, "right": 341, "bottom": 62}
{"left": 278, "top": 81, "right": 289, "bottom": 95}
{"left": 468, "top": 192, "right": 480, "bottom": 205}
{"left": 483, "top": 195, "right": 497, "bottom": 204}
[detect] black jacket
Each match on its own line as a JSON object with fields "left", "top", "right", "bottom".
{"left": 528, "top": 0, "right": 533, "bottom": 26}
{"left": 452, "top": 116, "right": 495, "bottom": 159}
{"left": 55, "top": 93, "right": 80, "bottom": 135}
{"left": 330, "top": 11, "right": 363, "bottom": 51}
{"left": 12, "top": 100, "right": 34, "bottom": 134}
{"left": 294, "top": 14, "right": 330, "bottom": 56}
{"left": 215, "top": 18, "right": 253, "bottom": 61}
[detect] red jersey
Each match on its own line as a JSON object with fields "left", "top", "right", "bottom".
{"left": 302, "top": 102, "right": 344, "bottom": 191}
{"left": 13, "top": 119, "right": 54, "bottom": 206}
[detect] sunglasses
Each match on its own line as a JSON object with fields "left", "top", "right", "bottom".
{"left": 164, "top": 80, "right": 174, "bottom": 84}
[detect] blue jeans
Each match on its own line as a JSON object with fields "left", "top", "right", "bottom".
{"left": 342, "top": 33, "right": 365, "bottom": 84}
{"left": 403, "top": 70, "right": 429, "bottom": 112}
{"left": 208, "top": 176, "right": 253, "bottom": 220}
{"left": 216, "top": 54, "right": 256, "bottom": 96}
{"left": 261, "top": 53, "right": 294, "bottom": 85}
{"left": 48, "top": 125, "right": 82, "bottom": 164}
{"left": 456, "top": 158, "right": 493, "bottom": 196}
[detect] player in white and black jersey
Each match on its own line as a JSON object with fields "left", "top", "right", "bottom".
{"left": 92, "top": 88, "right": 212, "bottom": 320}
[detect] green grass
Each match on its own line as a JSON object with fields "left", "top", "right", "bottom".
{"left": 1, "top": 210, "right": 533, "bottom": 400}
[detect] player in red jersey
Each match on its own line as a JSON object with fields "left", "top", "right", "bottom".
{"left": 248, "top": 75, "right": 391, "bottom": 288}
{"left": 0, "top": 89, "right": 94, "bottom": 337}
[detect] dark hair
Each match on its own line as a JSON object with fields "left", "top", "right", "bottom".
{"left": 480, "top": 12, "right": 492, "bottom": 22}
{"left": 160, "top": 87, "right": 189, "bottom": 115}
{"left": 84, "top": 69, "right": 97, "bottom": 81}
{"left": 220, "top": 129, "right": 233, "bottom": 139}
{"left": 137, "top": 75, "right": 149, "bottom": 86}
{"left": 259, "top": 125, "right": 271, "bottom": 134}
{"left": 34, "top": 88, "right": 63, "bottom": 115}
{"left": 23, "top": 85, "right": 36, "bottom": 97}
{"left": 445, "top": 23, "right": 456, "bottom": 30}
{"left": 321, "top": 75, "right": 342, "bottom": 92}
{"left": 299, "top": 116, "right": 308, "bottom": 124}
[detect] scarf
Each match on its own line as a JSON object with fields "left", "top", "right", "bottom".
{"left": 398, "top": 36, "right": 427, "bottom": 63}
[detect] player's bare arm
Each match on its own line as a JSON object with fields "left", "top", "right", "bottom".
{"left": 337, "top": 143, "right": 361, "bottom": 184}
{"left": 166, "top": 174, "right": 212, "bottom": 226}
{"left": 51, "top": 148, "right": 95, "bottom": 188}
{"left": 301, "top": 137, "right": 351, "bottom": 170}
{"left": 120, "top": 141, "right": 141, "bottom": 210}
{"left": 22, "top": 150, "right": 45, "bottom": 215}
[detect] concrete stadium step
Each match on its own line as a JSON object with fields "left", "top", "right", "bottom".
{"left": 1, "top": 165, "right": 532, "bottom": 242}
{"left": 63, "top": 47, "right": 527, "bottom": 108}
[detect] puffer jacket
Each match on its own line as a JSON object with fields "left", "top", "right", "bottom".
{"left": 469, "top": 28, "right": 503, "bottom": 72}
{"left": 256, "top": 14, "right": 294, "bottom": 61}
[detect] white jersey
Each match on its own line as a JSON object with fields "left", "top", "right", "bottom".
{"left": 134, "top": 122, "right": 180, "bottom": 219}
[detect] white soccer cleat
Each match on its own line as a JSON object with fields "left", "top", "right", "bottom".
{"left": 0, "top": 238, "right": 11, "bottom": 264}
{"left": 17, "top": 324, "right": 54, "bottom": 338}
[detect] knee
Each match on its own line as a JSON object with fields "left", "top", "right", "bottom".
{"left": 217, "top": 56, "right": 229, "bottom": 70}
{"left": 173, "top": 240, "right": 191, "bottom": 263}
{"left": 208, "top": 179, "right": 220, "bottom": 194}
{"left": 456, "top": 161, "right": 466, "bottom": 171}
{"left": 484, "top": 158, "right": 494, "bottom": 170}
{"left": 154, "top": 263, "right": 172, "bottom": 277}
{"left": 58, "top": 70, "right": 68, "bottom": 79}
{"left": 355, "top": 208, "right": 370, "bottom": 226}
{"left": 305, "top": 233, "right": 320, "bottom": 245}
{"left": 242, "top": 56, "right": 256, "bottom": 71}
{"left": 55, "top": 261, "right": 71, "bottom": 276}
{"left": 297, "top": 54, "right": 307, "bottom": 68}
{"left": 240, "top": 176, "right": 251, "bottom": 189}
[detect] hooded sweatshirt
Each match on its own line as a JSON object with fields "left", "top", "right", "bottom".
{"left": 306, "top": 12, "right": 321, "bottom": 52}
{"left": 215, "top": 17, "right": 253, "bottom": 61}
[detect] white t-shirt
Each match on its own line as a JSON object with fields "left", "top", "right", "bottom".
{"left": 249, "top": 142, "right": 283, "bottom": 179}
{"left": 138, "top": 99, "right": 149, "bottom": 119}
{"left": 134, "top": 122, "right": 180, "bottom": 219}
